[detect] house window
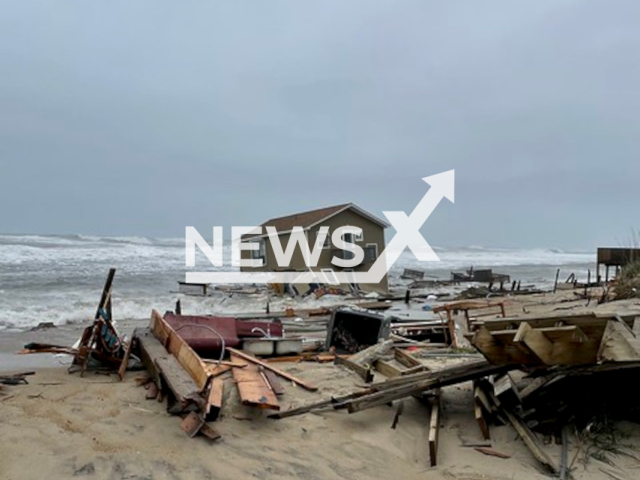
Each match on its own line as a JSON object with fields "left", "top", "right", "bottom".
{"left": 344, "top": 226, "right": 363, "bottom": 242}
{"left": 364, "top": 243, "right": 378, "bottom": 262}
{"left": 316, "top": 229, "right": 331, "bottom": 249}
{"left": 251, "top": 239, "right": 266, "bottom": 264}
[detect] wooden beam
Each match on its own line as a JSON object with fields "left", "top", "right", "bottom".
{"left": 471, "top": 326, "right": 534, "bottom": 365}
{"left": 344, "top": 362, "right": 513, "bottom": 413}
{"left": 336, "top": 356, "right": 374, "bottom": 382}
{"left": 374, "top": 359, "right": 403, "bottom": 378}
{"left": 514, "top": 323, "right": 553, "bottom": 365}
{"left": 348, "top": 340, "right": 393, "bottom": 367}
{"left": 598, "top": 320, "right": 640, "bottom": 362}
{"left": 503, "top": 410, "right": 559, "bottom": 474}
{"left": 394, "top": 348, "right": 423, "bottom": 369}
{"left": 474, "top": 385, "right": 491, "bottom": 440}
{"left": 117, "top": 329, "right": 137, "bottom": 381}
{"left": 150, "top": 310, "right": 210, "bottom": 391}
{"left": 261, "top": 368, "right": 285, "bottom": 396}
{"left": 226, "top": 347, "right": 318, "bottom": 391}
{"left": 429, "top": 390, "right": 441, "bottom": 467}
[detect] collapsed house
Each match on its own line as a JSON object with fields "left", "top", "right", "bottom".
{"left": 239, "top": 203, "right": 390, "bottom": 295}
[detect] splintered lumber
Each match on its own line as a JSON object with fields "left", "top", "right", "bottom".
{"left": 429, "top": 390, "right": 441, "bottom": 467}
{"left": 374, "top": 359, "right": 403, "bottom": 378}
{"left": 514, "top": 322, "right": 553, "bottom": 364}
{"left": 391, "top": 401, "right": 404, "bottom": 429}
{"left": 336, "top": 355, "right": 374, "bottom": 382}
{"left": 269, "top": 390, "right": 372, "bottom": 419}
{"left": 272, "top": 360, "right": 511, "bottom": 419}
{"left": 597, "top": 319, "right": 640, "bottom": 362}
{"left": 205, "top": 378, "right": 224, "bottom": 420}
{"left": 155, "top": 357, "right": 202, "bottom": 407}
{"left": 474, "top": 385, "right": 491, "bottom": 440}
{"left": 151, "top": 310, "right": 209, "bottom": 391}
{"left": 203, "top": 359, "right": 248, "bottom": 368}
{"left": 205, "top": 364, "right": 232, "bottom": 378}
{"left": 472, "top": 326, "right": 534, "bottom": 365}
{"left": 137, "top": 329, "right": 201, "bottom": 410}
{"left": 474, "top": 447, "right": 510, "bottom": 459}
{"left": 230, "top": 353, "right": 279, "bottom": 410}
{"left": 503, "top": 410, "right": 559, "bottom": 474}
{"left": 181, "top": 412, "right": 206, "bottom": 438}
{"left": 261, "top": 368, "right": 285, "bottom": 396}
{"left": 343, "top": 361, "right": 513, "bottom": 413}
{"left": 226, "top": 347, "right": 317, "bottom": 391}
{"left": 347, "top": 339, "right": 393, "bottom": 367}
{"left": 394, "top": 348, "right": 424, "bottom": 369}
{"left": 118, "top": 329, "right": 137, "bottom": 381}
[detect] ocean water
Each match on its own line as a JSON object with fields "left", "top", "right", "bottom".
{"left": 0, "top": 234, "right": 595, "bottom": 331}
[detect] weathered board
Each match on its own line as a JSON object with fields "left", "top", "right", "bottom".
{"left": 230, "top": 353, "right": 280, "bottom": 410}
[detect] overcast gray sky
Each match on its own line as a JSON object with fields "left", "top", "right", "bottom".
{"left": 1, "top": 1, "right": 638, "bottom": 249}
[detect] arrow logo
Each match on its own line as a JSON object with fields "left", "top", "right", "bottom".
{"left": 186, "top": 170, "right": 454, "bottom": 285}
{"left": 363, "top": 170, "right": 455, "bottom": 283}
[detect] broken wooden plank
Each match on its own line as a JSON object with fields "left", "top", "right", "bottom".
{"left": 474, "top": 447, "right": 510, "bottom": 459}
{"left": 230, "top": 353, "right": 279, "bottom": 410}
{"left": 347, "top": 339, "right": 393, "bottom": 367}
{"left": 514, "top": 323, "right": 553, "bottom": 364}
{"left": 155, "top": 356, "right": 202, "bottom": 409}
{"left": 181, "top": 411, "right": 205, "bottom": 438}
{"left": 391, "top": 401, "right": 404, "bottom": 429}
{"left": 227, "top": 347, "right": 317, "bottom": 391}
{"left": 344, "top": 362, "right": 513, "bottom": 413}
{"left": 261, "top": 368, "right": 285, "bottom": 396}
{"left": 145, "top": 382, "right": 159, "bottom": 400}
{"left": 117, "top": 330, "right": 136, "bottom": 381}
{"left": 150, "top": 309, "right": 210, "bottom": 391}
{"left": 200, "top": 423, "right": 222, "bottom": 441}
{"left": 503, "top": 409, "right": 559, "bottom": 474}
{"left": 205, "top": 377, "right": 224, "bottom": 420}
{"left": 336, "top": 355, "right": 374, "bottom": 382}
{"left": 474, "top": 400, "right": 490, "bottom": 440}
{"left": 429, "top": 390, "right": 441, "bottom": 467}
{"left": 598, "top": 319, "right": 640, "bottom": 362}
{"left": 394, "top": 348, "right": 423, "bottom": 369}
{"left": 374, "top": 359, "right": 403, "bottom": 378}
{"left": 471, "top": 325, "right": 534, "bottom": 365}
{"left": 205, "top": 364, "right": 232, "bottom": 378}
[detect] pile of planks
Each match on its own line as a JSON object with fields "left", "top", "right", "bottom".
{"left": 271, "top": 310, "right": 640, "bottom": 474}
{"left": 470, "top": 311, "right": 640, "bottom": 367}
{"left": 129, "top": 309, "right": 317, "bottom": 440}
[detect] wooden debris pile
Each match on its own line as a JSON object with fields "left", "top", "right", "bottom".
{"left": 271, "top": 310, "right": 640, "bottom": 475}
{"left": 127, "top": 309, "right": 318, "bottom": 441}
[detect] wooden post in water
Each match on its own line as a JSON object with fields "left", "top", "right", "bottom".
{"left": 553, "top": 269, "right": 560, "bottom": 293}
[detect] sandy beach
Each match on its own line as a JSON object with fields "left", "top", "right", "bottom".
{"left": 3, "top": 291, "right": 640, "bottom": 480}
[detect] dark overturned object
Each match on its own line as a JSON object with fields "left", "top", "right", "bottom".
{"left": 325, "top": 307, "right": 390, "bottom": 354}
{"left": 0, "top": 371, "right": 35, "bottom": 385}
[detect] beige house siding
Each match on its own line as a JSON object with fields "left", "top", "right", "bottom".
{"left": 240, "top": 206, "right": 388, "bottom": 294}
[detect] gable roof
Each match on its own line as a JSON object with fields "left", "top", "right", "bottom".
{"left": 244, "top": 203, "right": 389, "bottom": 239}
